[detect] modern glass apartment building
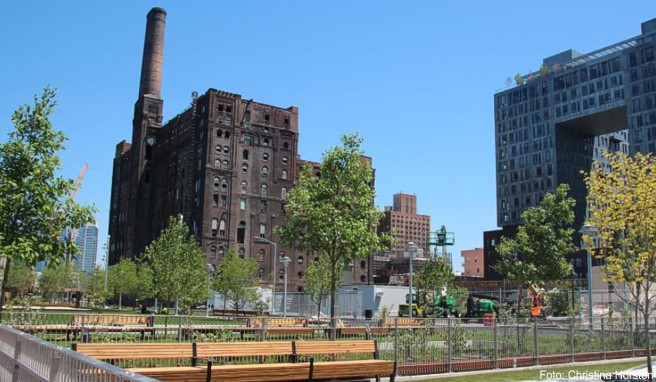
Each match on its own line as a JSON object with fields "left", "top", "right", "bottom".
{"left": 494, "top": 18, "right": 656, "bottom": 229}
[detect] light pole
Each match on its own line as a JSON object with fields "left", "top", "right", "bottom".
{"left": 281, "top": 256, "right": 291, "bottom": 317}
{"left": 580, "top": 224, "right": 598, "bottom": 329}
{"left": 254, "top": 236, "right": 277, "bottom": 315}
{"left": 406, "top": 242, "right": 417, "bottom": 318}
{"left": 206, "top": 264, "right": 214, "bottom": 317}
{"left": 103, "top": 236, "right": 109, "bottom": 292}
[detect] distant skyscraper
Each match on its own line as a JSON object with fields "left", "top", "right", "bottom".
{"left": 379, "top": 193, "right": 431, "bottom": 258}
{"left": 74, "top": 223, "right": 99, "bottom": 274}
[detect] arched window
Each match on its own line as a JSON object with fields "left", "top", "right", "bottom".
{"left": 262, "top": 138, "right": 269, "bottom": 146}
{"left": 260, "top": 223, "right": 266, "bottom": 238}
{"left": 240, "top": 181, "right": 247, "bottom": 193}
{"left": 258, "top": 268, "right": 264, "bottom": 279}
{"left": 281, "top": 187, "right": 287, "bottom": 200}
{"left": 222, "top": 160, "right": 229, "bottom": 170}
{"left": 223, "top": 146, "right": 230, "bottom": 154}
{"left": 283, "top": 142, "right": 289, "bottom": 149}
{"left": 281, "top": 170, "right": 288, "bottom": 180}
{"left": 213, "top": 177, "right": 220, "bottom": 190}
{"left": 262, "top": 152, "right": 269, "bottom": 161}
{"left": 218, "top": 246, "right": 225, "bottom": 259}
{"left": 211, "top": 219, "right": 218, "bottom": 237}
{"left": 282, "top": 156, "right": 288, "bottom": 165}
{"left": 242, "top": 163, "right": 248, "bottom": 172}
{"left": 210, "top": 245, "right": 217, "bottom": 259}
{"left": 243, "top": 149, "right": 249, "bottom": 160}
{"left": 360, "top": 260, "right": 366, "bottom": 269}
{"left": 214, "top": 159, "right": 220, "bottom": 168}
{"left": 297, "top": 271, "right": 303, "bottom": 278}
{"left": 360, "top": 275, "right": 367, "bottom": 282}
{"left": 258, "top": 249, "right": 265, "bottom": 262}
{"left": 221, "top": 178, "right": 228, "bottom": 190}
{"left": 219, "top": 219, "right": 226, "bottom": 237}
{"left": 261, "top": 166, "right": 269, "bottom": 177}
{"left": 217, "top": 129, "right": 223, "bottom": 138}
{"left": 215, "top": 145, "right": 222, "bottom": 154}
{"left": 261, "top": 184, "right": 268, "bottom": 196}
{"left": 297, "top": 256, "right": 304, "bottom": 264}
{"left": 224, "top": 131, "right": 230, "bottom": 139}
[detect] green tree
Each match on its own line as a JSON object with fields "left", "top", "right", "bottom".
{"left": 496, "top": 183, "right": 576, "bottom": 316}
{"left": 514, "top": 73, "right": 525, "bottom": 85}
{"left": 584, "top": 151, "right": 656, "bottom": 377}
{"left": 277, "top": 134, "right": 389, "bottom": 322}
{"left": 134, "top": 264, "right": 154, "bottom": 313}
{"left": 108, "top": 258, "right": 139, "bottom": 309}
{"left": 143, "top": 215, "right": 208, "bottom": 314}
{"left": 213, "top": 250, "right": 259, "bottom": 314}
{"left": 7, "top": 262, "right": 36, "bottom": 298}
{"left": 416, "top": 256, "right": 455, "bottom": 315}
{"left": 0, "top": 87, "right": 95, "bottom": 312}
{"left": 39, "top": 262, "right": 73, "bottom": 302}
{"left": 80, "top": 267, "right": 110, "bottom": 310}
{"left": 302, "top": 256, "right": 334, "bottom": 318}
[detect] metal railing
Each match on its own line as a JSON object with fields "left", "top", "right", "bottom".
{"left": 0, "top": 324, "right": 158, "bottom": 382}
{"left": 5, "top": 312, "right": 655, "bottom": 378}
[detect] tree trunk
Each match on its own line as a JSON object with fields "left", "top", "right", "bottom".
{"left": 119, "top": 292, "right": 123, "bottom": 309}
{"left": 329, "top": 268, "right": 337, "bottom": 340}
{"left": 644, "top": 290, "right": 652, "bottom": 381}
{"left": 0, "top": 258, "right": 12, "bottom": 320}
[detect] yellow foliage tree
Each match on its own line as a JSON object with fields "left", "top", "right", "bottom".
{"left": 584, "top": 151, "right": 656, "bottom": 375}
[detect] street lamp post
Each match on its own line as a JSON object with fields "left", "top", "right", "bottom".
{"left": 580, "top": 224, "right": 598, "bottom": 329}
{"left": 206, "top": 264, "right": 214, "bottom": 317}
{"left": 104, "top": 235, "right": 109, "bottom": 292}
{"left": 280, "top": 256, "right": 291, "bottom": 317}
{"left": 406, "top": 242, "right": 417, "bottom": 318}
{"left": 254, "top": 236, "right": 277, "bottom": 315}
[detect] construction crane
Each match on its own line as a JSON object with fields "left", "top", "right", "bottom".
{"left": 69, "top": 163, "right": 88, "bottom": 203}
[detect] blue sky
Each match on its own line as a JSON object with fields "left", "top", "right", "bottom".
{"left": 0, "top": 1, "right": 653, "bottom": 271}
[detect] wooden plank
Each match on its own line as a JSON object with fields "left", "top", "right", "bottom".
{"left": 311, "top": 360, "right": 394, "bottom": 379}
{"left": 294, "top": 340, "right": 376, "bottom": 356}
{"left": 196, "top": 341, "right": 294, "bottom": 358}
{"left": 211, "top": 363, "right": 309, "bottom": 382}
{"left": 74, "top": 343, "right": 192, "bottom": 360}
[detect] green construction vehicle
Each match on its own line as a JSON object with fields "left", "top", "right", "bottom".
{"left": 398, "top": 291, "right": 460, "bottom": 317}
{"left": 463, "top": 295, "right": 500, "bottom": 322}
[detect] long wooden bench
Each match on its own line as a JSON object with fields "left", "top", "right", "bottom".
{"left": 82, "top": 340, "right": 395, "bottom": 382}
{"left": 249, "top": 317, "right": 307, "bottom": 327}
{"left": 383, "top": 317, "right": 425, "bottom": 327}
{"left": 294, "top": 340, "right": 395, "bottom": 382}
{"left": 67, "top": 314, "right": 155, "bottom": 341}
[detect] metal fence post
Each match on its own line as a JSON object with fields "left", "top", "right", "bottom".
{"left": 11, "top": 339, "right": 22, "bottom": 382}
{"left": 393, "top": 319, "right": 399, "bottom": 373}
{"left": 569, "top": 316, "right": 574, "bottom": 363}
{"left": 600, "top": 317, "right": 606, "bottom": 360}
{"left": 261, "top": 317, "right": 267, "bottom": 341}
{"left": 447, "top": 317, "right": 452, "bottom": 373}
{"left": 533, "top": 317, "right": 539, "bottom": 366}
{"left": 629, "top": 317, "right": 635, "bottom": 358}
{"left": 493, "top": 317, "right": 499, "bottom": 369}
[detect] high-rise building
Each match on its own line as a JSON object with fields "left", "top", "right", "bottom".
{"left": 486, "top": 17, "right": 656, "bottom": 280}
{"left": 74, "top": 223, "right": 99, "bottom": 274}
{"left": 108, "top": 8, "right": 373, "bottom": 290}
{"left": 379, "top": 193, "right": 431, "bottom": 258}
{"left": 494, "top": 18, "right": 656, "bottom": 230}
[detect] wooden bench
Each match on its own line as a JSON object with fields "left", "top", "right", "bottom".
{"left": 68, "top": 314, "right": 155, "bottom": 341}
{"left": 249, "top": 317, "right": 307, "bottom": 327}
{"left": 383, "top": 317, "right": 425, "bottom": 327}
{"left": 72, "top": 342, "right": 194, "bottom": 364}
{"left": 294, "top": 340, "right": 396, "bottom": 382}
{"left": 128, "top": 341, "right": 302, "bottom": 382}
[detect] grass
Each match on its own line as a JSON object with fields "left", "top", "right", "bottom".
{"left": 418, "top": 359, "right": 646, "bottom": 382}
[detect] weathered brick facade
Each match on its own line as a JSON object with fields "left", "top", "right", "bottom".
{"left": 108, "top": 8, "right": 373, "bottom": 291}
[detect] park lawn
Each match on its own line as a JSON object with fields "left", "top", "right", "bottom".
{"left": 419, "top": 359, "right": 646, "bottom": 382}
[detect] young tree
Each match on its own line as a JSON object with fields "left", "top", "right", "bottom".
{"left": 107, "top": 258, "right": 139, "bottom": 309}
{"left": 496, "top": 183, "right": 576, "bottom": 316}
{"left": 0, "top": 87, "right": 95, "bottom": 313}
{"left": 213, "top": 250, "right": 259, "bottom": 314}
{"left": 7, "top": 262, "right": 36, "bottom": 298}
{"left": 39, "top": 262, "right": 73, "bottom": 302}
{"left": 80, "top": 267, "right": 110, "bottom": 310}
{"left": 278, "top": 134, "right": 389, "bottom": 322}
{"left": 143, "top": 215, "right": 208, "bottom": 314}
{"left": 302, "top": 256, "right": 335, "bottom": 318}
{"left": 416, "top": 256, "right": 455, "bottom": 313}
{"left": 584, "top": 151, "right": 656, "bottom": 377}
{"left": 134, "top": 264, "right": 154, "bottom": 313}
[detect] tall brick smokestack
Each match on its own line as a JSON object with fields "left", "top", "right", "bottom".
{"left": 138, "top": 7, "right": 166, "bottom": 98}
